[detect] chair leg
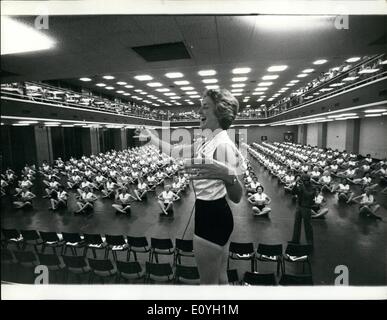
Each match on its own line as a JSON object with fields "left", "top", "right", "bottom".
{"left": 42, "top": 244, "right": 46, "bottom": 253}
{"left": 127, "top": 250, "right": 131, "bottom": 261}
{"left": 104, "top": 249, "right": 108, "bottom": 260}
{"left": 250, "top": 259, "right": 254, "bottom": 273}
{"left": 92, "top": 249, "right": 97, "bottom": 259}
{"left": 155, "top": 253, "right": 159, "bottom": 263}
{"left": 62, "top": 246, "right": 67, "bottom": 255}
{"left": 83, "top": 247, "right": 88, "bottom": 257}
{"left": 52, "top": 246, "right": 56, "bottom": 255}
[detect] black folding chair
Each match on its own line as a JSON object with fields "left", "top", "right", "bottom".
{"left": 20, "top": 230, "right": 43, "bottom": 252}
{"left": 116, "top": 261, "right": 144, "bottom": 282}
{"left": 145, "top": 261, "right": 173, "bottom": 283}
{"left": 126, "top": 236, "right": 150, "bottom": 261}
{"left": 174, "top": 265, "right": 200, "bottom": 285}
{"left": 283, "top": 244, "right": 313, "bottom": 274}
{"left": 62, "top": 232, "right": 85, "bottom": 256}
{"left": 150, "top": 238, "right": 174, "bottom": 263}
{"left": 40, "top": 231, "right": 64, "bottom": 254}
{"left": 83, "top": 234, "right": 107, "bottom": 259}
{"left": 104, "top": 235, "right": 128, "bottom": 260}
{"left": 63, "top": 255, "right": 91, "bottom": 283}
{"left": 279, "top": 274, "right": 313, "bottom": 286}
{"left": 37, "top": 253, "right": 66, "bottom": 283}
{"left": 14, "top": 250, "right": 39, "bottom": 268}
{"left": 1, "top": 229, "right": 23, "bottom": 249}
{"left": 256, "top": 243, "right": 283, "bottom": 275}
{"left": 243, "top": 272, "right": 277, "bottom": 286}
{"left": 1, "top": 248, "right": 16, "bottom": 264}
{"left": 88, "top": 258, "right": 117, "bottom": 284}
{"left": 228, "top": 242, "right": 255, "bottom": 272}
{"left": 227, "top": 269, "right": 240, "bottom": 285}
{"left": 174, "top": 239, "right": 194, "bottom": 266}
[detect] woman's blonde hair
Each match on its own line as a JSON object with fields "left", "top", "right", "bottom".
{"left": 203, "top": 89, "right": 239, "bottom": 130}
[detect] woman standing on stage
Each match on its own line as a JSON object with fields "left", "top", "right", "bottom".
{"left": 139, "top": 89, "right": 243, "bottom": 284}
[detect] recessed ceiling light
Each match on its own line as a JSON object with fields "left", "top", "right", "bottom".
{"left": 297, "top": 74, "right": 308, "bottom": 78}
{"left": 346, "top": 57, "right": 361, "bottom": 63}
{"left": 255, "top": 87, "right": 268, "bottom": 91}
{"left": 286, "top": 83, "right": 295, "bottom": 86}
{"left": 202, "top": 79, "right": 218, "bottom": 84}
{"left": 290, "top": 80, "right": 300, "bottom": 83}
{"left": 302, "top": 69, "right": 314, "bottom": 73}
{"left": 139, "top": 92, "right": 147, "bottom": 95}
{"left": 1, "top": 16, "right": 56, "bottom": 55}
{"left": 124, "top": 84, "right": 133, "bottom": 88}
{"left": 327, "top": 113, "right": 357, "bottom": 118}
{"left": 18, "top": 121, "right": 38, "bottom": 124}
{"left": 233, "top": 93, "right": 242, "bottom": 96}
{"left": 267, "top": 98, "right": 274, "bottom": 101}
{"left": 342, "top": 76, "right": 359, "bottom": 81}
{"left": 147, "top": 82, "right": 162, "bottom": 87}
{"left": 116, "top": 81, "right": 127, "bottom": 85}
{"left": 44, "top": 122, "right": 61, "bottom": 125}
{"left": 12, "top": 123, "right": 30, "bottom": 126}
{"left": 252, "top": 92, "right": 265, "bottom": 95}
{"left": 123, "top": 93, "right": 130, "bottom": 96}
{"left": 181, "top": 86, "right": 194, "bottom": 91}
{"left": 61, "top": 124, "right": 74, "bottom": 127}
{"left": 170, "top": 96, "right": 181, "bottom": 100}
{"left": 262, "top": 75, "right": 279, "bottom": 80}
{"left": 231, "top": 89, "right": 243, "bottom": 92}
{"left": 364, "top": 114, "right": 381, "bottom": 117}
{"left": 134, "top": 89, "right": 142, "bottom": 92}
{"left": 267, "top": 65, "right": 287, "bottom": 72}
{"left": 232, "top": 83, "right": 246, "bottom": 88}
{"left": 319, "top": 88, "right": 334, "bottom": 92}
{"left": 165, "top": 72, "right": 184, "bottom": 78}
{"left": 364, "top": 109, "right": 387, "bottom": 113}
{"left": 164, "top": 93, "right": 176, "bottom": 96}
{"left": 96, "top": 83, "right": 106, "bottom": 87}
{"left": 329, "top": 83, "right": 345, "bottom": 87}
{"left": 232, "top": 77, "right": 248, "bottom": 82}
{"left": 258, "top": 82, "right": 273, "bottom": 86}
{"left": 174, "top": 80, "right": 190, "bottom": 86}
{"left": 134, "top": 75, "right": 153, "bottom": 81}
{"left": 103, "top": 75, "right": 115, "bottom": 80}
{"left": 358, "top": 68, "right": 379, "bottom": 74}
{"left": 80, "top": 77, "right": 92, "bottom": 82}
{"left": 156, "top": 88, "right": 170, "bottom": 92}
{"left": 188, "top": 102, "right": 194, "bottom": 105}
{"left": 313, "top": 59, "right": 328, "bottom": 65}
{"left": 116, "top": 90, "right": 124, "bottom": 93}
{"left": 198, "top": 70, "right": 217, "bottom": 76}
{"left": 186, "top": 91, "right": 198, "bottom": 95}
{"left": 232, "top": 67, "right": 251, "bottom": 74}
{"left": 190, "top": 95, "right": 201, "bottom": 98}
{"left": 206, "top": 85, "right": 219, "bottom": 89}
{"left": 105, "top": 86, "right": 114, "bottom": 90}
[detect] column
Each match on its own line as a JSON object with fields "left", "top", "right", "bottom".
{"left": 34, "top": 126, "right": 53, "bottom": 165}
{"left": 317, "top": 123, "right": 327, "bottom": 149}
{"left": 345, "top": 119, "right": 360, "bottom": 153}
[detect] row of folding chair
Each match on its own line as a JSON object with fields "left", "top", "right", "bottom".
{"left": 228, "top": 242, "right": 313, "bottom": 276}
{"left": 1, "top": 229, "right": 194, "bottom": 267}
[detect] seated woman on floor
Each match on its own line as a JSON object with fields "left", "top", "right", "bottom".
{"left": 352, "top": 189, "right": 382, "bottom": 220}
{"left": 158, "top": 185, "right": 180, "bottom": 217}
{"left": 317, "top": 170, "right": 334, "bottom": 192}
{"left": 101, "top": 177, "right": 117, "bottom": 199}
{"left": 49, "top": 186, "right": 68, "bottom": 210}
{"left": 112, "top": 186, "right": 135, "bottom": 214}
{"left": 311, "top": 188, "right": 329, "bottom": 219}
{"left": 246, "top": 176, "right": 261, "bottom": 196}
{"left": 134, "top": 177, "right": 149, "bottom": 201}
{"left": 43, "top": 177, "right": 60, "bottom": 198}
{"left": 310, "top": 166, "right": 321, "bottom": 184}
{"left": 75, "top": 186, "right": 98, "bottom": 214}
{"left": 333, "top": 178, "right": 352, "bottom": 203}
{"left": 282, "top": 170, "right": 296, "bottom": 192}
{"left": 94, "top": 172, "right": 107, "bottom": 190}
{"left": 14, "top": 176, "right": 33, "bottom": 197}
{"left": 247, "top": 186, "right": 272, "bottom": 217}
{"left": 13, "top": 187, "right": 36, "bottom": 209}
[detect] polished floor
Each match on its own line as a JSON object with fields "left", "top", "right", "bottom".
{"left": 1, "top": 155, "right": 386, "bottom": 285}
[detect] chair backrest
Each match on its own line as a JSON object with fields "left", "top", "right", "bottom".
{"left": 285, "top": 244, "right": 312, "bottom": 257}
{"left": 88, "top": 259, "right": 114, "bottom": 272}
{"left": 20, "top": 230, "right": 40, "bottom": 241}
{"left": 38, "top": 253, "right": 61, "bottom": 266}
{"left": 63, "top": 255, "right": 87, "bottom": 269}
{"left": 39, "top": 231, "right": 60, "bottom": 242}
{"left": 175, "top": 239, "right": 193, "bottom": 252}
{"left": 257, "top": 243, "right": 283, "bottom": 256}
{"left": 279, "top": 274, "right": 313, "bottom": 286}
{"left": 14, "top": 250, "right": 36, "bottom": 263}
{"left": 150, "top": 238, "right": 173, "bottom": 250}
{"left": 62, "top": 232, "right": 82, "bottom": 243}
{"left": 84, "top": 233, "right": 104, "bottom": 245}
{"left": 105, "top": 234, "right": 126, "bottom": 246}
{"left": 243, "top": 272, "right": 277, "bottom": 285}
{"left": 227, "top": 269, "right": 239, "bottom": 284}
{"left": 116, "top": 261, "right": 142, "bottom": 274}
{"left": 229, "top": 242, "right": 255, "bottom": 255}
{"left": 175, "top": 265, "right": 199, "bottom": 280}
{"left": 2, "top": 228, "right": 21, "bottom": 240}
{"left": 145, "top": 262, "right": 173, "bottom": 277}
{"left": 127, "top": 236, "right": 148, "bottom": 248}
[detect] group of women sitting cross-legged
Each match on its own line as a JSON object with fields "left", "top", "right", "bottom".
{"left": 247, "top": 141, "right": 385, "bottom": 220}
{"left": 1, "top": 144, "right": 190, "bottom": 217}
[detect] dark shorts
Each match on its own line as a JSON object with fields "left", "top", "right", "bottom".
{"left": 194, "top": 197, "right": 234, "bottom": 247}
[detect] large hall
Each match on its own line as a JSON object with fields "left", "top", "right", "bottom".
{"left": 1, "top": 6, "right": 386, "bottom": 293}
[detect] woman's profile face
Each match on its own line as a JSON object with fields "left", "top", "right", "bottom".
{"left": 199, "top": 95, "right": 220, "bottom": 130}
